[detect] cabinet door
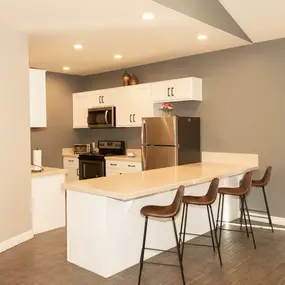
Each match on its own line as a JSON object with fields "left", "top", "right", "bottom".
{"left": 152, "top": 77, "right": 202, "bottom": 103}
{"left": 29, "top": 69, "right": 47, "bottom": 128}
{"left": 63, "top": 157, "right": 79, "bottom": 183}
{"left": 93, "top": 89, "right": 116, "bottom": 107}
{"left": 116, "top": 84, "right": 153, "bottom": 127}
{"left": 73, "top": 92, "right": 94, "bottom": 128}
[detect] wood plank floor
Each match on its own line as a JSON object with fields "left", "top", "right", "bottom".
{"left": 1, "top": 225, "right": 285, "bottom": 285}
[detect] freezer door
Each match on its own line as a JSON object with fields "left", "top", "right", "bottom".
{"left": 142, "top": 146, "right": 178, "bottom": 171}
{"left": 142, "top": 116, "right": 177, "bottom": 146}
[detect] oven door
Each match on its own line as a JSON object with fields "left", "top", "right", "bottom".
{"left": 79, "top": 160, "right": 105, "bottom": 180}
{"left": 87, "top": 106, "right": 115, "bottom": 128}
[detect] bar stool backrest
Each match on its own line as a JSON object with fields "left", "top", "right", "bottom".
{"left": 240, "top": 171, "right": 253, "bottom": 195}
{"left": 205, "top": 178, "right": 220, "bottom": 204}
{"left": 261, "top": 166, "right": 272, "bottom": 186}
{"left": 169, "top": 185, "right": 185, "bottom": 217}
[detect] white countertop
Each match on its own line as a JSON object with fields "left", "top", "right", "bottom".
{"left": 63, "top": 162, "right": 258, "bottom": 201}
{"left": 32, "top": 167, "right": 68, "bottom": 178}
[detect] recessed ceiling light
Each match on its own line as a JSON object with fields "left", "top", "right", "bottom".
{"left": 197, "top": 34, "right": 208, "bottom": 40}
{"left": 114, "top": 54, "right": 122, "bottom": 59}
{"left": 142, "top": 12, "right": 155, "bottom": 20}
{"left": 63, "top": 66, "right": 71, "bottom": 71}
{"left": 74, "top": 44, "right": 83, "bottom": 50}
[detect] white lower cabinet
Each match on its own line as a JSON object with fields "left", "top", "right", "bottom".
{"left": 106, "top": 160, "right": 142, "bottom": 176}
{"left": 63, "top": 157, "right": 79, "bottom": 182}
{"left": 116, "top": 84, "right": 153, "bottom": 127}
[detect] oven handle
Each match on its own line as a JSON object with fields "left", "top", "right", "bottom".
{"left": 83, "top": 164, "right": 86, "bottom": 178}
{"left": 105, "top": 110, "right": 109, "bottom": 124}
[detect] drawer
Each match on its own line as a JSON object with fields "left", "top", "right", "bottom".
{"left": 120, "top": 161, "right": 142, "bottom": 172}
{"left": 63, "top": 157, "right": 79, "bottom": 168}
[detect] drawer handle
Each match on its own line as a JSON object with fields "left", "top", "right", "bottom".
{"left": 68, "top": 160, "right": 74, "bottom": 162}
{"left": 110, "top": 163, "right": 117, "bottom": 166}
{"left": 128, "top": 165, "right": 136, "bottom": 168}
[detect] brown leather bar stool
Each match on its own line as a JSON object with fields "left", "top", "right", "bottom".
{"left": 241, "top": 166, "right": 273, "bottom": 232}
{"left": 179, "top": 178, "right": 222, "bottom": 266}
{"left": 216, "top": 172, "right": 256, "bottom": 249}
{"left": 138, "top": 186, "right": 186, "bottom": 285}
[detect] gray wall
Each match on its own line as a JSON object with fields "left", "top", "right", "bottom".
{"left": 80, "top": 38, "right": 285, "bottom": 217}
{"left": 31, "top": 72, "right": 85, "bottom": 168}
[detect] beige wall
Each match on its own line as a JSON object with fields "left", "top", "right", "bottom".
{"left": 0, "top": 30, "right": 31, "bottom": 243}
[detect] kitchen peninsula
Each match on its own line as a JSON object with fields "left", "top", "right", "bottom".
{"left": 64, "top": 159, "right": 258, "bottom": 278}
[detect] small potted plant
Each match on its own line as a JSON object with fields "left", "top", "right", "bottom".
{"left": 159, "top": 103, "right": 174, "bottom": 116}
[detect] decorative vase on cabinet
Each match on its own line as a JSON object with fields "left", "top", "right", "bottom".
{"left": 159, "top": 103, "right": 173, "bottom": 117}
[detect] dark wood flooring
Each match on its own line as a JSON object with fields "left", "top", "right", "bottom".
{"left": 1, "top": 225, "right": 285, "bottom": 285}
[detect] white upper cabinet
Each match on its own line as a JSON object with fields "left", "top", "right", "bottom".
{"left": 72, "top": 77, "right": 202, "bottom": 129}
{"left": 29, "top": 69, "right": 47, "bottom": 128}
{"left": 151, "top": 77, "right": 202, "bottom": 103}
{"left": 73, "top": 89, "right": 117, "bottom": 128}
{"left": 73, "top": 91, "right": 94, "bottom": 128}
{"left": 116, "top": 84, "right": 153, "bottom": 127}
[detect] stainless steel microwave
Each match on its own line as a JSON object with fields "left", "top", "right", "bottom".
{"left": 87, "top": 106, "right": 116, "bottom": 128}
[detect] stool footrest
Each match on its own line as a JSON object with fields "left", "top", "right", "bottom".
{"left": 145, "top": 247, "right": 177, "bottom": 254}
{"left": 219, "top": 227, "right": 252, "bottom": 234}
{"left": 184, "top": 242, "right": 214, "bottom": 248}
{"left": 179, "top": 232, "right": 212, "bottom": 238}
{"left": 144, "top": 261, "right": 180, "bottom": 268}
{"left": 248, "top": 209, "right": 267, "bottom": 214}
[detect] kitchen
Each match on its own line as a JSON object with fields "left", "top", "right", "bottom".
{"left": 2, "top": 0, "right": 285, "bottom": 284}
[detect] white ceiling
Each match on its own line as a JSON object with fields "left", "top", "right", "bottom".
{"left": 219, "top": 0, "right": 285, "bottom": 43}
{"left": 0, "top": 0, "right": 249, "bottom": 75}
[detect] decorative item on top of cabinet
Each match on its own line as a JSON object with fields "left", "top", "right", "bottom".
{"left": 122, "top": 71, "right": 131, "bottom": 86}
{"left": 129, "top": 74, "right": 138, "bottom": 85}
{"left": 159, "top": 103, "right": 173, "bottom": 116}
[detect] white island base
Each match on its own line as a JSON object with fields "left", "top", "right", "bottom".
{"left": 66, "top": 172, "right": 243, "bottom": 278}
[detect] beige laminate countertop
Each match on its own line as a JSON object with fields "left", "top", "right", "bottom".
{"left": 63, "top": 162, "right": 257, "bottom": 201}
{"left": 32, "top": 167, "right": 68, "bottom": 178}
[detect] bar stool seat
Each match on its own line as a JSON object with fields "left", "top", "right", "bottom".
{"left": 218, "top": 187, "right": 246, "bottom": 196}
{"left": 183, "top": 195, "right": 215, "bottom": 205}
{"left": 141, "top": 205, "right": 178, "bottom": 218}
{"left": 252, "top": 180, "right": 265, "bottom": 187}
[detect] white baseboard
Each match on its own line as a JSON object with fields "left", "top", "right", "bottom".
{"left": 249, "top": 211, "right": 285, "bottom": 227}
{"left": 0, "top": 230, "right": 34, "bottom": 253}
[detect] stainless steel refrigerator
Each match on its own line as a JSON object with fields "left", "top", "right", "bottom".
{"left": 141, "top": 116, "right": 201, "bottom": 171}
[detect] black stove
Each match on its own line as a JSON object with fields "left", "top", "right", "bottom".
{"left": 79, "top": 141, "right": 125, "bottom": 180}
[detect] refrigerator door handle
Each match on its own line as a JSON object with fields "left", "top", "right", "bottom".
{"left": 142, "top": 147, "right": 147, "bottom": 171}
{"left": 141, "top": 119, "right": 147, "bottom": 145}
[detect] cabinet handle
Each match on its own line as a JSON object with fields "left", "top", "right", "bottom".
{"left": 68, "top": 160, "right": 74, "bottom": 162}
{"left": 128, "top": 165, "right": 136, "bottom": 168}
{"left": 110, "top": 163, "right": 117, "bottom": 166}
{"left": 133, "top": 114, "right": 135, "bottom": 122}
{"left": 130, "top": 114, "right": 133, "bottom": 123}
{"left": 99, "top": 96, "right": 101, "bottom": 104}
{"left": 171, "top": 87, "right": 174, "bottom": 96}
{"left": 167, "top": 87, "right": 170, "bottom": 97}
{"left": 77, "top": 168, "right": 79, "bottom": 176}
{"left": 102, "top": 96, "right": 104, "bottom": 104}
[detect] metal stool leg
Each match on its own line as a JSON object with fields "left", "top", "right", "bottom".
{"left": 218, "top": 194, "right": 225, "bottom": 247}
{"left": 172, "top": 217, "right": 186, "bottom": 285}
{"left": 179, "top": 203, "right": 186, "bottom": 244}
{"left": 209, "top": 205, "right": 223, "bottom": 266}
{"left": 206, "top": 205, "right": 216, "bottom": 252}
{"left": 262, "top": 186, "right": 274, "bottom": 233}
{"left": 138, "top": 217, "right": 148, "bottom": 285}
{"left": 216, "top": 194, "right": 221, "bottom": 231}
{"left": 243, "top": 195, "right": 257, "bottom": 249}
{"left": 239, "top": 196, "right": 244, "bottom": 231}
{"left": 181, "top": 204, "right": 188, "bottom": 260}
{"left": 241, "top": 196, "right": 249, "bottom": 238}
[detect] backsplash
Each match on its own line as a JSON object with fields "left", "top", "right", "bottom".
{"left": 74, "top": 127, "right": 141, "bottom": 149}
